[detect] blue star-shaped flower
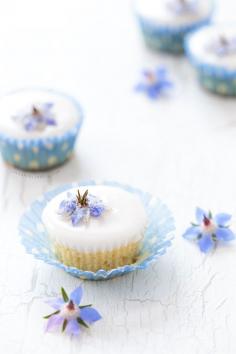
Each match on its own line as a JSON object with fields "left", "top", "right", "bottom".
{"left": 13, "top": 102, "right": 56, "bottom": 132}
{"left": 209, "top": 35, "right": 236, "bottom": 56}
{"left": 167, "top": 0, "right": 197, "bottom": 15}
{"left": 183, "top": 207, "right": 235, "bottom": 253}
{"left": 58, "top": 190, "right": 106, "bottom": 226}
{"left": 135, "top": 67, "right": 173, "bottom": 100}
{"left": 44, "top": 286, "right": 102, "bottom": 336}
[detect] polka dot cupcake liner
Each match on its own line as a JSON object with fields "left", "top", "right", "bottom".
{"left": 18, "top": 180, "right": 175, "bottom": 280}
{"left": 137, "top": 16, "right": 212, "bottom": 54}
{"left": 0, "top": 124, "right": 81, "bottom": 170}
{"left": 0, "top": 91, "right": 83, "bottom": 171}
{"left": 199, "top": 72, "right": 236, "bottom": 96}
{"left": 185, "top": 36, "right": 236, "bottom": 96}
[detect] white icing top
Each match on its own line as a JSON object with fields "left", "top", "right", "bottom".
{"left": 0, "top": 89, "right": 82, "bottom": 139}
{"left": 135, "top": 0, "right": 213, "bottom": 27}
{"left": 187, "top": 25, "right": 236, "bottom": 70}
{"left": 42, "top": 185, "right": 148, "bottom": 252}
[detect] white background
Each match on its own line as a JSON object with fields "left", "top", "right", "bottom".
{"left": 0, "top": 1, "right": 236, "bottom": 353}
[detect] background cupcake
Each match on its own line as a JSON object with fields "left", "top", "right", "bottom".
{"left": 0, "top": 88, "right": 83, "bottom": 171}
{"left": 185, "top": 24, "right": 236, "bottom": 95}
{"left": 135, "top": 0, "right": 214, "bottom": 54}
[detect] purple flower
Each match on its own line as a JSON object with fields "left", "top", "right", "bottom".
{"left": 208, "top": 35, "right": 236, "bottom": 56}
{"left": 89, "top": 204, "right": 105, "bottom": 217}
{"left": 13, "top": 102, "right": 56, "bottom": 132}
{"left": 45, "top": 117, "right": 57, "bottom": 126}
{"left": 71, "top": 207, "right": 89, "bottom": 225}
{"left": 183, "top": 207, "right": 235, "bottom": 253}
{"left": 88, "top": 194, "right": 105, "bottom": 217}
{"left": 44, "top": 286, "right": 102, "bottom": 336}
{"left": 135, "top": 67, "right": 173, "bottom": 100}
{"left": 58, "top": 190, "right": 106, "bottom": 226}
{"left": 58, "top": 196, "right": 77, "bottom": 216}
{"left": 166, "top": 0, "right": 197, "bottom": 14}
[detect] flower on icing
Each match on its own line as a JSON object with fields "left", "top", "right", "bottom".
{"left": 44, "top": 286, "right": 102, "bottom": 336}
{"left": 13, "top": 102, "right": 56, "bottom": 132}
{"left": 166, "top": 0, "right": 198, "bottom": 15}
{"left": 58, "top": 189, "right": 106, "bottom": 226}
{"left": 135, "top": 67, "right": 173, "bottom": 100}
{"left": 208, "top": 34, "right": 236, "bottom": 56}
{"left": 183, "top": 207, "right": 235, "bottom": 253}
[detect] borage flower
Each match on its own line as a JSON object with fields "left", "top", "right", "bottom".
{"left": 13, "top": 102, "right": 56, "bottom": 132}
{"left": 183, "top": 207, "right": 235, "bottom": 253}
{"left": 166, "top": 0, "right": 197, "bottom": 15}
{"left": 58, "top": 189, "right": 106, "bottom": 226}
{"left": 44, "top": 286, "right": 102, "bottom": 336}
{"left": 135, "top": 67, "right": 173, "bottom": 100}
{"left": 208, "top": 35, "right": 236, "bottom": 56}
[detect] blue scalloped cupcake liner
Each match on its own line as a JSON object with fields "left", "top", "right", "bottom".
{"left": 0, "top": 89, "right": 83, "bottom": 170}
{"left": 198, "top": 73, "right": 236, "bottom": 96}
{"left": 137, "top": 16, "right": 212, "bottom": 54}
{"left": 185, "top": 32, "right": 236, "bottom": 96}
{"left": 19, "top": 181, "right": 175, "bottom": 280}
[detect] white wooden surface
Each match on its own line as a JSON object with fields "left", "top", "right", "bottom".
{"left": 0, "top": 1, "right": 236, "bottom": 353}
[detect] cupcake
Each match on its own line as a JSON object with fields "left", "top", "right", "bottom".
{"left": 135, "top": 0, "right": 214, "bottom": 54}
{"left": 185, "top": 24, "right": 236, "bottom": 96}
{"left": 42, "top": 185, "right": 148, "bottom": 271}
{"left": 0, "top": 89, "right": 83, "bottom": 170}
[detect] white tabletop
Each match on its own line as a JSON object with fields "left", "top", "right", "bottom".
{"left": 0, "top": 1, "right": 236, "bottom": 353}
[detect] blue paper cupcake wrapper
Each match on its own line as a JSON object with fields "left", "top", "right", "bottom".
{"left": 137, "top": 15, "right": 212, "bottom": 54}
{"left": 0, "top": 89, "right": 84, "bottom": 170}
{"left": 185, "top": 31, "right": 236, "bottom": 96}
{"left": 19, "top": 181, "right": 175, "bottom": 280}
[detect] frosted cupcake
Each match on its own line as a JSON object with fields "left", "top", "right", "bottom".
{"left": 135, "top": 0, "right": 214, "bottom": 54}
{"left": 0, "top": 89, "right": 83, "bottom": 170}
{"left": 42, "top": 185, "right": 148, "bottom": 271}
{"left": 185, "top": 24, "right": 236, "bottom": 96}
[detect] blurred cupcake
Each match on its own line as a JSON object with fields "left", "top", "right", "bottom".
{"left": 135, "top": 0, "right": 214, "bottom": 54}
{"left": 0, "top": 89, "right": 83, "bottom": 170}
{"left": 185, "top": 24, "right": 236, "bottom": 96}
{"left": 42, "top": 185, "right": 148, "bottom": 272}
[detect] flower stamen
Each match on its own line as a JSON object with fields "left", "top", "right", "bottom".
{"left": 76, "top": 189, "right": 89, "bottom": 207}
{"left": 203, "top": 215, "right": 211, "bottom": 227}
{"left": 32, "top": 106, "right": 41, "bottom": 116}
{"left": 67, "top": 300, "right": 75, "bottom": 311}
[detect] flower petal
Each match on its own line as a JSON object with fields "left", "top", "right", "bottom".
{"left": 195, "top": 207, "right": 207, "bottom": 223}
{"left": 43, "top": 102, "right": 54, "bottom": 110}
{"left": 70, "top": 286, "right": 83, "bottom": 305}
{"left": 46, "top": 298, "right": 64, "bottom": 310}
{"left": 147, "top": 86, "right": 159, "bottom": 99}
{"left": 46, "top": 315, "right": 64, "bottom": 332}
{"left": 156, "top": 67, "right": 167, "bottom": 78}
{"left": 135, "top": 83, "right": 146, "bottom": 92}
{"left": 80, "top": 307, "right": 102, "bottom": 324}
{"left": 45, "top": 117, "right": 56, "bottom": 126}
{"left": 215, "top": 228, "right": 235, "bottom": 241}
{"left": 214, "top": 213, "right": 232, "bottom": 226}
{"left": 66, "top": 319, "right": 80, "bottom": 336}
{"left": 71, "top": 207, "right": 88, "bottom": 226}
{"left": 161, "top": 80, "right": 173, "bottom": 89}
{"left": 198, "top": 235, "right": 214, "bottom": 253}
{"left": 89, "top": 204, "right": 105, "bottom": 217}
{"left": 183, "top": 226, "right": 201, "bottom": 240}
